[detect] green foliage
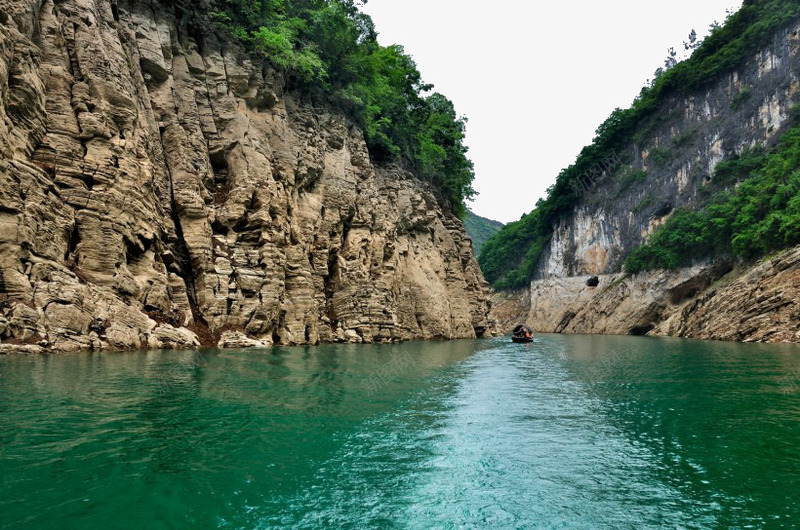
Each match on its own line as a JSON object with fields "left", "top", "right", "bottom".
{"left": 647, "top": 0, "right": 800, "bottom": 97}
{"left": 479, "top": 207, "right": 553, "bottom": 289}
{"left": 614, "top": 169, "right": 647, "bottom": 199}
{"left": 210, "top": 0, "right": 474, "bottom": 216}
{"left": 212, "top": 0, "right": 327, "bottom": 83}
{"left": 619, "top": 169, "right": 647, "bottom": 186}
{"left": 649, "top": 147, "right": 673, "bottom": 168}
{"left": 624, "top": 209, "right": 713, "bottom": 272}
{"left": 633, "top": 196, "right": 656, "bottom": 213}
{"left": 416, "top": 94, "right": 476, "bottom": 217}
{"left": 463, "top": 211, "right": 504, "bottom": 257}
{"left": 730, "top": 85, "right": 752, "bottom": 110}
{"left": 671, "top": 125, "right": 698, "bottom": 147}
{"left": 712, "top": 145, "right": 766, "bottom": 185}
{"left": 624, "top": 125, "right": 800, "bottom": 272}
{"left": 481, "top": 0, "right": 800, "bottom": 288}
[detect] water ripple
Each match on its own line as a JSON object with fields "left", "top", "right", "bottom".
{"left": 2, "top": 336, "right": 800, "bottom": 528}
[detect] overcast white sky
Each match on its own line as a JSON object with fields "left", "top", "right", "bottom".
{"left": 360, "top": 1, "right": 743, "bottom": 223}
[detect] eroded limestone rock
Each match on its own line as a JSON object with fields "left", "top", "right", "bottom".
{"left": 0, "top": 0, "right": 494, "bottom": 353}
{"left": 498, "top": 249, "right": 800, "bottom": 344}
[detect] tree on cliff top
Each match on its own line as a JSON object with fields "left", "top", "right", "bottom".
{"left": 210, "top": 0, "right": 475, "bottom": 217}
{"left": 479, "top": 0, "right": 800, "bottom": 289}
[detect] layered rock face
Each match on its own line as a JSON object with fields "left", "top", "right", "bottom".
{"left": 503, "top": 18, "right": 800, "bottom": 343}
{"left": 539, "top": 20, "right": 800, "bottom": 279}
{"left": 0, "top": 0, "right": 493, "bottom": 352}
{"left": 499, "top": 247, "right": 800, "bottom": 343}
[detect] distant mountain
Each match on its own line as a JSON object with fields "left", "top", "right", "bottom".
{"left": 464, "top": 210, "right": 504, "bottom": 257}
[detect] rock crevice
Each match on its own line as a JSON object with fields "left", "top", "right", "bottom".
{"left": 0, "top": 0, "right": 494, "bottom": 352}
{"left": 495, "top": 249, "right": 799, "bottom": 344}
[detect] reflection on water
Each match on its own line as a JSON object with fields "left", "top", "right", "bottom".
{"left": 554, "top": 335, "right": 800, "bottom": 528}
{"left": 1, "top": 335, "right": 800, "bottom": 528}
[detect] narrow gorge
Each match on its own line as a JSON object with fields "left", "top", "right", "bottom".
{"left": 0, "top": 0, "right": 494, "bottom": 352}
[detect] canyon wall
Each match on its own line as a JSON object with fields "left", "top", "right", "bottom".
{"left": 0, "top": 0, "right": 493, "bottom": 352}
{"left": 508, "top": 248, "right": 799, "bottom": 343}
{"left": 508, "top": 18, "right": 800, "bottom": 343}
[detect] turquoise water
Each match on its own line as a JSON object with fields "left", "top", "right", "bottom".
{"left": 2, "top": 335, "right": 800, "bottom": 528}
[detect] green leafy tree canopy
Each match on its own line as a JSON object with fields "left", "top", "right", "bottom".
{"left": 209, "top": 0, "right": 475, "bottom": 216}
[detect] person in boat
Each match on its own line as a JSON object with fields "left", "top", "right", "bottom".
{"left": 512, "top": 324, "right": 534, "bottom": 342}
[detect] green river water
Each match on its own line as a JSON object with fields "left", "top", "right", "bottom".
{"left": 1, "top": 334, "right": 800, "bottom": 528}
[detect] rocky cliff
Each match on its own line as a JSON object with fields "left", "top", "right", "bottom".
{"left": 0, "top": 0, "right": 493, "bottom": 353}
{"left": 498, "top": 248, "right": 799, "bottom": 343}
{"left": 500, "top": 15, "right": 800, "bottom": 343}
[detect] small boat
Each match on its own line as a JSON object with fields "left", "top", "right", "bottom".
{"left": 511, "top": 324, "right": 534, "bottom": 343}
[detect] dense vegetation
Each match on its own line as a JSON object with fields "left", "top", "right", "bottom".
{"left": 624, "top": 126, "right": 800, "bottom": 272}
{"left": 208, "top": 0, "right": 475, "bottom": 216}
{"left": 479, "top": 0, "right": 800, "bottom": 289}
{"left": 463, "top": 211, "right": 504, "bottom": 258}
